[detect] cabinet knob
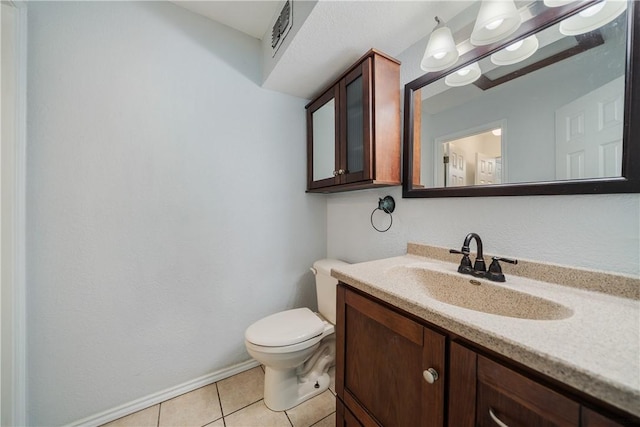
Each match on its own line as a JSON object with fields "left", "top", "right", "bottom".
{"left": 333, "top": 170, "right": 338, "bottom": 176}
{"left": 338, "top": 169, "right": 345, "bottom": 175}
{"left": 423, "top": 368, "right": 439, "bottom": 384}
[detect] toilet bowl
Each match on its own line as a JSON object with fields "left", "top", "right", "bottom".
{"left": 244, "top": 259, "right": 348, "bottom": 411}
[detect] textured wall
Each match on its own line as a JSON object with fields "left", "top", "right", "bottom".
{"left": 327, "top": 187, "right": 640, "bottom": 277}
{"left": 26, "top": 2, "right": 325, "bottom": 425}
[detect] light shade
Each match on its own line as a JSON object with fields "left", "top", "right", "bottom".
{"left": 421, "top": 20, "right": 459, "bottom": 72}
{"left": 445, "top": 62, "right": 482, "bottom": 87}
{"left": 543, "top": 0, "right": 574, "bottom": 7}
{"left": 559, "top": 0, "right": 627, "bottom": 36}
{"left": 470, "top": 0, "right": 522, "bottom": 46}
{"left": 491, "top": 35, "right": 539, "bottom": 65}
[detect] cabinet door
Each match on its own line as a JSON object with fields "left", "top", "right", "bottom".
{"left": 337, "top": 287, "right": 445, "bottom": 427}
{"left": 307, "top": 86, "right": 340, "bottom": 190}
{"left": 448, "top": 342, "right": 477, "bottom": 427}
{"left": 339, "top": 58, "right": 372, "bottom": 184}
{"left": 581, "top": 407, "right": 626, "bottom": 427}
{"left": 337, "top": 397, "right": 364, "bottom": 427}
{"left": 477, "top": 356, "right": 580, "bottom": 427}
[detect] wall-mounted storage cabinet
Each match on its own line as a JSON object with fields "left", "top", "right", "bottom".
{"left": 306, "top": 49, "right": 401, "bottom": 193}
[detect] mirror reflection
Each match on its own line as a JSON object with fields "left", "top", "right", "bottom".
{"left": 412, "top": 1, "right": 628, "bottom": 190}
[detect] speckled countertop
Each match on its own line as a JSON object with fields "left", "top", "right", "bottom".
{"left": 331, "top": 243, "right": 640, "bottom": 417}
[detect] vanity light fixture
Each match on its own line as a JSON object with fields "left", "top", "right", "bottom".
{"left": 421, "top": 16, "right": 460, "bottom": 72}
{"left": 558, "top": 0, "right": 627, "bottom": 36}
{"left": 491, "top": 128, "right": 502, "bottom": 136}
{"left": 470, "top": 0, "right": 522, "bottom": 46}
{"left": 445, "top": 62, "right": 482, "bottom": 87}
{"left": 490, "top": 35, "right": 540, "bottom": 65}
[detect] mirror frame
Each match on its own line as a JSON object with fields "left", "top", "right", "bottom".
{"left": 402, "top": 0, "right": 640, "bottom": 198}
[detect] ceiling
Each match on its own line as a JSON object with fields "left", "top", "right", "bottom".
{"left": 171, "top": 1, "right": 471, "bottom": 99}
{"left": 170, "top": 1, "right": 282, "bottom": 39}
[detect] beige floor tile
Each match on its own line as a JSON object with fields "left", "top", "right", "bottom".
{"left": 158, "top": 383, "right": 222, "bottom": 427}
{"left": 217, "top": 366, "right": 265, "bottom": 415}
{"left": 285, "top": 391, "right": 335, "bottom": 427}
{"left": 204, "top": 419, "right": 225, "bottom": 427}
{"left": 311, "top": 412, "right": 335, "bottom": 427}
{"left": 101, "top": 405, "right": 159, "bottom": 427}
{"left": 224, "top": 400, "right": 291, "bottom": 427}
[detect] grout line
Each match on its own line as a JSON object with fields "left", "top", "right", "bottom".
{"left": 215, "top": 382, "right": 225, "bottom": 420}
{"left": 309, "top": 411, "right": 335, "bottom": 427}
{"left": 283, "top": 409, "right": 294, "bottom": 427}
{"left": 156, "top": 404, "right": 161, "bottom": 427}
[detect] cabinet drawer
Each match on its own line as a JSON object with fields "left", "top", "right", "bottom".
{"left": 477, "top": 356, "right": 580, "bottom": 427}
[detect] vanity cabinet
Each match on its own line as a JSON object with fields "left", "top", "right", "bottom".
{"left": 306, "top": 49, "right": 401, "bottom": 193}
{"left": 336, "top": 284, "right": 639, "bottom": 427}
{"left": 335, "top": 285, "right": 445, "bottom": 427}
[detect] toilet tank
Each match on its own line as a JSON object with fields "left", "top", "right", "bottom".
{"left": 312, "top": 259, "right": 349, "bottom": 324}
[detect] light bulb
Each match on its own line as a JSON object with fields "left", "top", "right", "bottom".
{"left": 492, "top": 128, "right": 502, "bottom": 136}
{"left": 485, "top": 18, "right": 504, "bottom": 30}
{"left": 457, "top": 68, "right": 471, "bottom": 76}
{"left": 432, "top": 51, "right": 447, "bottom": 60}
{"left": 506, "top": 40, "right": 524, "bottom": 51}
{"left": 579, "top": 2, "right": 606, "bottom": 17}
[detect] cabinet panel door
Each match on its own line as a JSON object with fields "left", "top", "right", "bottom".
{"left": 337, "top": 398, "right": 365, "bottom": 427}
{"left": 448, "top": 342, "right": 477, "bottom": 427}
{"left": 581, "top": 407, "right": 626, "bottom": 427}
{"left": 477, "top": 356, "right": 579, "bottom": 427}
{"left": 308, "top": 86, "right": 340, "bottom": 189}
{"left": 341, "top": 289, "right": 444, "bottom": 427}
{"left": 421, "top": 327, "right": 446, "bottom": 427}
{"left": 340, "top": 58, "right": 372, "bottom": 184}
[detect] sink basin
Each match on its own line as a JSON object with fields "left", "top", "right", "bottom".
{"left": 387, "top": 264, "right": 573, "bottom": 320}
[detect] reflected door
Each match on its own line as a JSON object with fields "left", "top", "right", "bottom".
{"left": 555, "top": 76, "right": 624, "bottom": 180}
{"left": 475, "top": 153, "right": 497, "bottom": 185}
{"left": 446, "top": 143, "right": 466, "bottom": 187}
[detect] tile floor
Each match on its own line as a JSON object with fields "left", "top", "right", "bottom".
{"left": 101, "top": 366, "right": 336, "bottom": 427}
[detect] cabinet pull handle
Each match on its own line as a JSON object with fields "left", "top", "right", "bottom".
{"left": 488, "top": 408, "right": 509, "bottom": 427}
{"left": 422, "top": 368, "right": 439, "bottom": 384}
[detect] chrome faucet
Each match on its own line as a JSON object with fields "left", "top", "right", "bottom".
{"left": 450, "top": 233, "right": 517, "bottom": 282}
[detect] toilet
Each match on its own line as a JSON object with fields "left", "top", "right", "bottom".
{"left": 244, "top": 259, "right": 348, "bottom": 411}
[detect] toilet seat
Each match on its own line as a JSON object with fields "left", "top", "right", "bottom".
{"left": 245, "top": 308, "right": 333, "bottom": 354}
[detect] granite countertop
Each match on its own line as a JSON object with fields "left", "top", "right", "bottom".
{"left": 330, "top": 244, "right": 640, "bottom": 417}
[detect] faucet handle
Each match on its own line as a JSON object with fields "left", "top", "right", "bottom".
{"left": 486, "top": 256, "right": 518, "bottom": 282}
{"left": 449, "top": 249, "right": 472, "bottom": 274}
{"left": 449, "top": 248, "right": 468, "bottom": 255}
{"left": 492, "top": 256, "right": 518, "bottom": 265}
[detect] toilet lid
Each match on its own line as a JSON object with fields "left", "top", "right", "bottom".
{"left": 245, "top": 308, "right": 325, "bottom": 347}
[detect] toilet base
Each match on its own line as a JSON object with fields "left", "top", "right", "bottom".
{"left": 262, "top": 336, "right": 335, "bottom": 411}
{"left": 263, "top": 368, "right": 330, "bottom": 411}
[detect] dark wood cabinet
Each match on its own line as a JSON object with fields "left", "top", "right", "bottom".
{"left": 336, "top": 286, "right": 445, "bottom": 427}
{"left": 476, "top": 355, "right": 579, "bottom": 427}
{"left": 306, "top": 49, "right": 401, "bottom": 193}
{"left": 336, "top": 284, "right": 640, "bottom": 427}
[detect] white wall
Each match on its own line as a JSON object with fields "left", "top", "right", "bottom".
{"left": 26, "top": 2, "right": 326, "bottom": 425}
{"left": 327, "top": 187, "right": 640, "bottom": 277}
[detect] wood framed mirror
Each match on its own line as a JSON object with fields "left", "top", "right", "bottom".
{"left": 403, "top": 0, "right": 640, "bottom": 198}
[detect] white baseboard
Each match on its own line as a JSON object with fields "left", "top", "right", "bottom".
{"left": 67, "top": 359, "right": 260, "bottom": 427}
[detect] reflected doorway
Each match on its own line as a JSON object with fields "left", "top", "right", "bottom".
{"left": 438, "top": 126, "right": 503, "bottom": 187}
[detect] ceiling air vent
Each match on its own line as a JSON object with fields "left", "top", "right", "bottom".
{"left": 271, "top": 0, "right": 292, "bottom": 56}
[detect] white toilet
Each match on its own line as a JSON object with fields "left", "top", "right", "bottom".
{"left": 244, "top": 259, "right": 348, "bottom": 411}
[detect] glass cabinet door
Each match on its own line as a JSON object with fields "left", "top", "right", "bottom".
{"left": 312, "top": 98, "right": 336, "bottom": 181}
{"left": 341, "top": 58, "right": 371, "bottom": 183}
